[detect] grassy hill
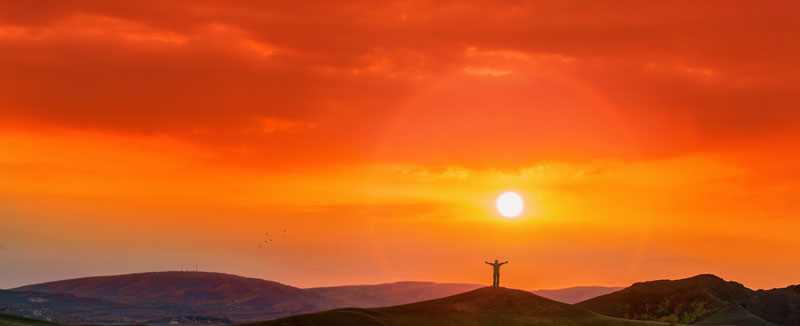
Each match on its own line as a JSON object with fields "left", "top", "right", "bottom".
{"left": 248, "top": 287, "right": 675, "bottom": 326}
{"left": 0, "top": 313, "right": 61, "bottom": 326}
{"left": 577, "top": 274, "right": 800, "bottom": 326}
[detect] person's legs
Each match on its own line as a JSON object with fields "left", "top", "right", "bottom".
{"left": 497, "top": 274, "right": 500, "bottom": 287}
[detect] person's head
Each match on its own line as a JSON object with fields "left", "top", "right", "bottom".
{"left": 494, "top": 259, "right": 498, "bottom": 263}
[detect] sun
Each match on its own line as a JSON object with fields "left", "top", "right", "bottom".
{"left": 496, "top": 191, "right": 523, "bottom": 218}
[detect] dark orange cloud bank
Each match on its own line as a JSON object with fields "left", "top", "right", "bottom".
{"left": 1, "top": 1, "right": 799, "bottom": 290}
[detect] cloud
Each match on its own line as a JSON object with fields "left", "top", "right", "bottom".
{"left": 255, "top": 117, "right": 315, "bottom": 134}
{"left": 463, "top": 66, "right": 512, "bottom": 76}
{"left": 0, "top": 1, "right": 798, "bottom": 168}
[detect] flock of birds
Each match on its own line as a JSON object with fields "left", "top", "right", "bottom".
{"left": 258, "top": 229, "right": 286, "bottom": 248}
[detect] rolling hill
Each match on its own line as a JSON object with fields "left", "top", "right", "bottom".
{"left": 577, "top": 274, "right": 800, "bottom": 326}
{"left": 249, "top": 286, "right": 673, "bottom": 326}
{"left": 9, "top": 271, "right": 796, "bottom": 326}
{"left": 13, "top": 272, "right": 337, "bottom": 322}
{"left": 14, "top": 271, "right": 331, "bottom": 310}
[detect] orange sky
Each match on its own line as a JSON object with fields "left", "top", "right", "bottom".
{"left": 1, "top": 1, "right": 799, "bottom": 290}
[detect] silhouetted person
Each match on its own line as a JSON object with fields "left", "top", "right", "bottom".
{"left": 484, "top": 259, "right": 508, "bottom": 287}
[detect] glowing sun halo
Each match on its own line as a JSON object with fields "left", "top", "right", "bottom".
{"left": 496, "top": 192, "right": 523, "bottom": 218}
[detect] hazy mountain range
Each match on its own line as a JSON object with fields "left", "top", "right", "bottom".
{"left": 1, "top": 272, "right": 798, "bottom": 326}
{"left": 1, "top": 271, "right": 617, "bottom": 324}
{"left": 534, "top": 286, "right": 623, "bottom": 304}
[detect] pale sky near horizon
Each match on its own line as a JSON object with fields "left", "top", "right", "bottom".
{"left": 1, "top": 1, "right": 799, "bottom": 291}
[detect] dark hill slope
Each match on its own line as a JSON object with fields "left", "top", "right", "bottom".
{"left": 0, "top": 313, "right": 62, "bottom": 326}
{"left": 577, "top": 274, "right": 800, "bottom": 326}
{"left": 744, "top": 285, "right": 800, "bottom": 326}
{"left": 0, "top": 289, "right": 121, "bottom": 323}
{"left": 250, "top": 287, "right": 672, "bottom": 326}
{"left": 694, "top": 304, "right": 777, "bottom": 326}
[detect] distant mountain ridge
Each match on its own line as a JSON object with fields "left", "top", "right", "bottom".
{"left": 577, "top": 274, "right": 800, "bottom": 326}
{"left": 533, "top": 286, "right": 624, "bottom": 304}
{"left": 307, "top": 281, "right": 484, "bottom": 308}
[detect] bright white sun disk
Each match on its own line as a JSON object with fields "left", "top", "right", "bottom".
{"left": 496, "top": 192, "right": 523, "bottom": 218}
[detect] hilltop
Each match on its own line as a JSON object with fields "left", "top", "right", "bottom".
{"left": 250, "top": 286, "right": 672, "bottom": 326}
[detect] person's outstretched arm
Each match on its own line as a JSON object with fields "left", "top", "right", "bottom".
{"left": 484, "top": 261, "right": 490, "bottom": 264}
{"left": 501, "top": 261, "right": 508, "bottom": 265}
